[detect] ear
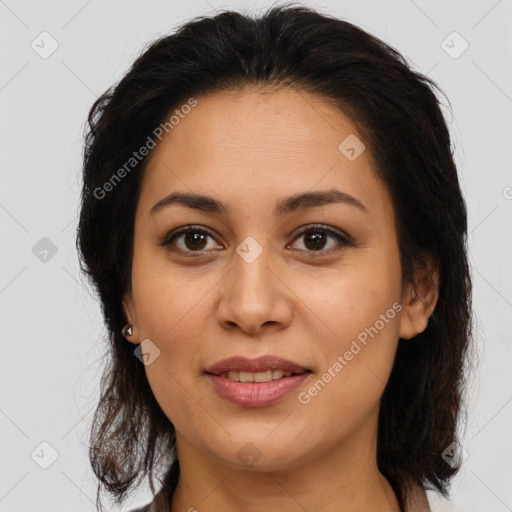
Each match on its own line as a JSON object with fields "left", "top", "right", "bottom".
{"left": 399, "top": 255, "right": 439, "bottom": 340}
{"left": 122, "top": 291, "right": 139, "bottom": 344}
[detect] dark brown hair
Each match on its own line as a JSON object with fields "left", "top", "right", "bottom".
{"left": 76, "top": 4, "right": 473, "bottom": 511}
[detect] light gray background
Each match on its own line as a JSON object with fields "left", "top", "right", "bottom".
{"left": 1, "top": 0, "right": 511, "bottom": 511}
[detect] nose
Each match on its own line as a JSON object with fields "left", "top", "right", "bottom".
{"left": 216, "top": 238, "right": 293, "bottom": 337}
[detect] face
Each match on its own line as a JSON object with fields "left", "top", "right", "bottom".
{"left": 123, "top": 87, "right": 436, "bottom": 473}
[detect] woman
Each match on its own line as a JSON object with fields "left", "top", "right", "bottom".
{"left": 77, "top": 4, "right": 472, "bottom": 511}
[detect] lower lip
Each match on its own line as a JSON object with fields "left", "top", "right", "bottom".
{"left": 205, "top": 372, "right": 311, "bottom": 407}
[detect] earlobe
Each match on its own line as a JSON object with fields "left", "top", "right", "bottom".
{"left": 122, "top": 293, "right": 138, "bottom": 343}
{"left": 399, "top": 258, "right": 439, "bottom": 340}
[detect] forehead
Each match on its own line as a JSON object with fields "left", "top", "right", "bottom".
{"left": 138, "top": 87, "right": 391, "bottom": 220}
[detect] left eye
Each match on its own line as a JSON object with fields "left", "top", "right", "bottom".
{"left": 158, "top": 224, "right": 352, "bottom": 256}
{"left": 289, "top": 225, "right": 352, "bottom": 254}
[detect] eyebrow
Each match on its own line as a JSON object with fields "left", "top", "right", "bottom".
{"left": 150, "top": 189, "right": 368, "bottom": 217}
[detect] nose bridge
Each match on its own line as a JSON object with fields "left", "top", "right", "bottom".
{"left": 217, "top": 233, "right": 290, "bottom": 333}
{"left": 232, "top": 234, "right": 274, "bottom": 298}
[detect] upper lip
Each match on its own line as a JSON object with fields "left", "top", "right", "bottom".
{"left": 205, "top": 356, "right": 310, "bottom": 375}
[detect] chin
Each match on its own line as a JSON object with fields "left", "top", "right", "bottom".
{"left": 208, "top": 437, "right": 310, "bottom": 472}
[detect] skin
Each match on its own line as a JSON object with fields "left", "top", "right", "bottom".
{"left": 122, "top": 87, "right": 438, "bottom": 512}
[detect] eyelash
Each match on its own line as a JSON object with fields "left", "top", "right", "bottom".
{"left": 157, "top": 224, "right": 353, "bottom": 257}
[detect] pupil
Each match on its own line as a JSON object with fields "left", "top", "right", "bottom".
{"left": 306, "top": 232, "right": 325, "bottom": 251}
{"left": 186, "top": 232, "right": 206, "bottom": 250}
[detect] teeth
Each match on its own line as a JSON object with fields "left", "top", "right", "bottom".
{"left": 239, "top": 371, "right": 253, "bottom": 382}
{"left": 272, "top": 369, "right": 284, "bottom": 380}
{"left": 227, "top": 370, "right": 240, "bottom": 381}
{"left": 219, "top": 370, "right": 294, "bottom": 382}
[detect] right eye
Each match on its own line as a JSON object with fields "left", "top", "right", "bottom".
{"left": 157, "top": 225, "right": 223, "bottom": 256}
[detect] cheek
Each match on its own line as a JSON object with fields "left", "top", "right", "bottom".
{"left": 130, "top": 257, "right": 220, "bottom": 425}
{"left": 131, "top": 249, "right": 215, "bottom": 343}
{"left": 296, "top": 246, "right": 402, "bottom": 344}
{"left": 293, "top": 251, "right": 402, "bottom": 405}
{"left": 294, "top": 288, "right": 401, "bottom": 438}
{"left": 133, "top": 276, "right": 211, "bottom": 434}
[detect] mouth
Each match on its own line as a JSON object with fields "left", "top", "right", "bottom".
{"left": 205, "top": 368, "right": 313, "bottom": 383}
{"left": 205, "top": 364, "right": 313, "bottom": 407}
{"left": 205, "top": 355, "right": 312, "bottom": 381}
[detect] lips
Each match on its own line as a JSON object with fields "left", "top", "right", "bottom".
{"left": 205, "top": 355, "right": 310, "bottom": 376}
